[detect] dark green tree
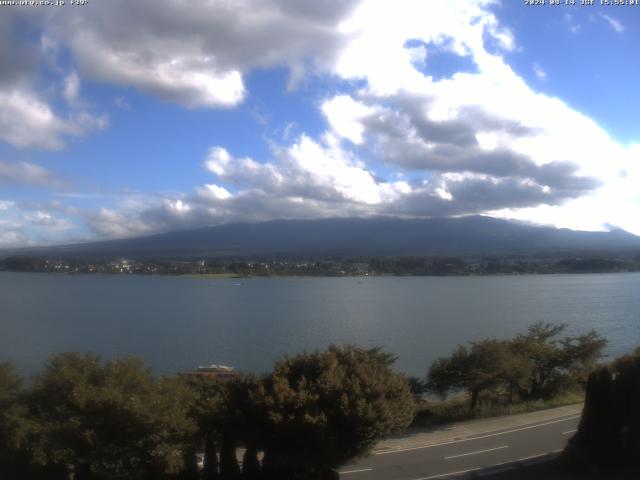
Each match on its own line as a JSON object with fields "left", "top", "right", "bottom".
{"left": 183, "top": 375, "right": 226, "bottom": 480}
{"left": 513, "top": 322, "right": 606, "bottom": 399}
{"left": 427, "top": 340, "right": 514, "bottom": 412}
{"left": 427, "top": 322, "right": 607, "bottom": 410}
{"left": 27, "top": 353, "right": 196, "bottom": 480}
{"left": 407, "top": 376, "right": 428, "bottom": 396}
{"left": 221, "top": 375, "right": 265, "bottom": 479}
{"left": 183, "top": 373, "right": 266, "bottom": 480}
{"left": 567, "top": 347, "right": 640, "bottom": 475}
{"left": 259, "top": 345, "right": 414, "bottom": 478}
{"left": 0, "top": 362, "right": 35, "bottom": 479}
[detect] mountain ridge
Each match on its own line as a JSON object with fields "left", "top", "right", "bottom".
{"left": 7, "top": 216, "right": 640, "bottom": 260}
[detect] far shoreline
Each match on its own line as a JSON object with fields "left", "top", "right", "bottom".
{"left": 2, "top": 269, "right": 640, "bottom": 279}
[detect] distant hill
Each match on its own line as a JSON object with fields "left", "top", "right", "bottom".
{"left": 7, "top": 216, "right": 640, "bottom": 259}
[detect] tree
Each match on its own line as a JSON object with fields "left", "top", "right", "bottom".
{"left": 427, "top": 340, "right": 514, "bottom": 412}
{"left": 27, "top": 353, "right": 196, "bottom": 480}
{"left": 183, "top": 373, "right": 264, "bottom": 480}
{"left": 219, "top": 375, "right": 265, "bottom": 480}
{"left": 427, "top": 322, "right": 608, "bottom": 411}
{"left": 183, "top": 375, "right": 226, "bottom": 480}
{"left": 513, "top": 322, "right": 606, "bottom": 399}
{"left": 0, "top": 362, "right": 34, "bottom": 479}
{"left": 259, "top": 345, "right": 414, "bottom": 478}
{"left": 567, "top": 347, "right": 640, "bottom": 474}
{"left": 407, "top": 377, "right": 428, "bottom": 396}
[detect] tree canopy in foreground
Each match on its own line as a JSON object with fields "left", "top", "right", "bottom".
{"left": 260, "top": 346, "right": 414, "bottom": 476}
{"left": 0, "top": 346, "right": 414, "bottom": 480}
{"left": 427, "top": 322, "right": 607, "bottom": 411}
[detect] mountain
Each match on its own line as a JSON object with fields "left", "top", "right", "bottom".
{"left": 10, "top": 216, "right": 640, "bottom": 260}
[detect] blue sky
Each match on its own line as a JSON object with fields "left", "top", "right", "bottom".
{"left": 1, "top": 0, "right": 640, "bottom": 247}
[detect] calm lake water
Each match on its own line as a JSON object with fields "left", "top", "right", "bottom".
{"left": 1, "top": 271, "right": 639, "bottom": 378}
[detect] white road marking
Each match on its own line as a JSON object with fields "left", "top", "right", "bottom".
{"left": 375, "top": 414, "right": 580, "bottom": 455}
{"left": 410, "top": 466, "right": 484, "bottom": 480}
{"left": 408, "top": 449, "right": 564, "bottom": 480}
{"left": 444, "top": 445, "right": 509, "bottom": 460}
{"left": 562, "top": 429, "right": 577, "bottom": 435}
{"left": 515, "top": 449, "right": 562, "bottom": 462}
{"left": 338, "top": 468, "right": 373, "bottom": 474}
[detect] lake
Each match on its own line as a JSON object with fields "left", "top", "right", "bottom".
{"left": 1, "top": 271, "right": 639, "bottom": 378}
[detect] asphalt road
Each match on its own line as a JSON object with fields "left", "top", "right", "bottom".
{"left": 337, "top": 413, "right": 580, "bottom": 480}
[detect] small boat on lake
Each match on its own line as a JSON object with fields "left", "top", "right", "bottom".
{"left": 180, "top": 364, "right": 236, "bottom": 379}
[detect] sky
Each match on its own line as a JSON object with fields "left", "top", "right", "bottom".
{"left": 1, "top": 0, "right": 640, "bottom": 248}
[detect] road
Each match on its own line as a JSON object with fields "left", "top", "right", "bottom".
{"left": 337, "top": 412, "right": 580, "bottom": 480}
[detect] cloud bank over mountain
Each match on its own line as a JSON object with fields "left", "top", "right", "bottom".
{"left": 1, "top": 0, "right": 639, "bottom": 246}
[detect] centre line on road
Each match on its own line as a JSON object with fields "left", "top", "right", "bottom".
{"left": 562, "top": 429, "right": 577, "bottom": 435}
{"left": 338, "top": 468, "right": 373, "bottom": 474}
{"left": 444, "top": 444, "right": 509, "bottom": 460}
{"left": 375, "top": 414, "right": 580, "bottom": 455}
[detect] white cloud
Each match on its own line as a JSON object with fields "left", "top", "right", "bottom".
{"left": 600, "top": 13, "right": 624, "bottom": 33}
{"left": 198, "top": 184, "right": 232, "bottom": 201}
{"left": 0, "top": 200, "right": 75, "bottom": 248}
{"left": 0, "top": 161, "right": 66, "bottom": 188}
{"left": 533, "top": 62, "right": 547, "bottom": 80}
{"left": 205, "top": 135, "right": 411, "bottom": 206}
{"left": 0, "top": 89, "right": 68, "bottom": 150}
{"left": 63, "top": 71, "right": 80, "bottom": 105}
{"left": 0, "top": 87, "right": 107, "bottom": 150}
{"left": 167, "top": 199, "right": 192, "bottom": 213}
{"left": 0, "top": 230, "right": 27, "bottom": 249}
{"left": 313, "top": 1, "right": 640, "bottom": 234}
{"left": 0, "top": 201, "right": 15, "bottom": 211}
{"left": 75, "top": 1, "right": 640, "bottom": 238}
{"left": 84, "top": 136, "right": 414, "bottom": 239}
{"left": 44, "top": 0, "right": 361, "bottom": 109}
{"left": 334, "top": 0, "right": 514, "bottom": 95}
{"left": 87, "top": 207, "right": 155, "bottom": 239}
{"left": 4, "top": 0, "right": 640, "bottom": 243}
{"left": 0, "top": 10, "right": 108, "bottom": 150}
{"left": 321, "top": 95, "right": 374, "bottom": 144}
{"left": 73, "top": 42, "right": 246, "bottom": 108}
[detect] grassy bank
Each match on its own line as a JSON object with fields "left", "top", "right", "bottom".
{"left": 411, "top": 391, "right": 584, "bottom": 428}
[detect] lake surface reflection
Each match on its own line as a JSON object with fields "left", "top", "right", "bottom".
{"left": 2, "top": 272, "right": 639, "bottom": 377}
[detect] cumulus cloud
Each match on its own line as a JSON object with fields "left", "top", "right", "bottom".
{"left": 0, "top": 87, "right": 108, "bottom": 150}
{"left": 4, "top": 0, "right": 640, "bottom": 242}
{"left": 86, "top": 208, "right": 155, "bottom": 239}
{"left": 43, "top": 0, "right": 361, "bottom": 108}
{"left": 0, "top": 230, "right": 27, "bottom": 249}
{"left": 0, "top": 199, "right": 74, "bottom": 248}
{"left": 204, "top": 136, "right": 410, "bottom": 206}
{"left": 322, "top": 91, "right": 600, "bottom": 205}
{"left": 82, "top": 135, "right": 411, "bottom": 238}
{"left": 322, "top": 95, "right": 374, "bottom": 144}
{"left": 0, "top": 11, "right": 108, "bottom": 150}
{"left": 313, "top": 0, "right": 640, "bottom": 234}
{"left": 72, "top": 0, "right": 640, "bottom": 238}
{"left": 83, "top": 125, "right": 599, "bottom": 240}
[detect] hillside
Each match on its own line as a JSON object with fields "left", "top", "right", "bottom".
{"left": 9, "top": 216, "right": 640, "bottom": 260}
